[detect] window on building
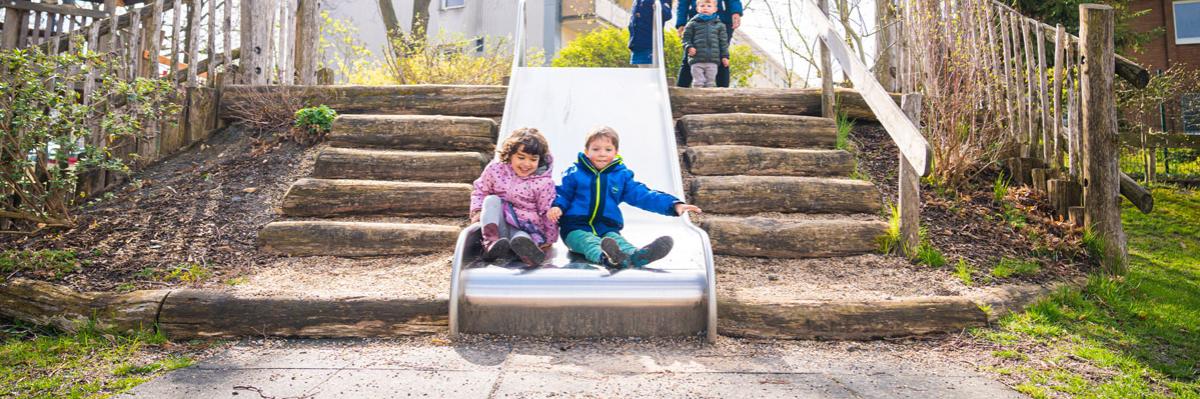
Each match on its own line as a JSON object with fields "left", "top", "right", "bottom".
{"left": 443, "top": 0, "right": 466, "bottom": 10}
{"left": 1183, "top": 93, "right": 1200, "bottom": 134}
{"left": 1176, "top": 1, "right": 1200, "bottom": 45}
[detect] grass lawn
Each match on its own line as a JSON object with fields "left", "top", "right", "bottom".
{"left": 0, "top": 320, "right": 195, "bottom": 399}
{"left": 975, "top": 187, "right": 1200, "bottom": 398}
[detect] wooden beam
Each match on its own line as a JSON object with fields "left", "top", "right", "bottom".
{"left": 818, "top": 0, "right": 834, "bottom": 118}
{"left": 1080, "top": 4, "right": 1127, "bottom": 273}
{"left": 1, "top": 0, "right": 108, "bottom": 19}
{"left": 899, "top": 94, "right": 922, "bottom": 256}
{"left": 295, "top": 0, "right": 319, "bottom": 85}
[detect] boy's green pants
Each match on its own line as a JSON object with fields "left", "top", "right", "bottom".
{"left": 564, "top": 230, "right": 637, "bottom": 264}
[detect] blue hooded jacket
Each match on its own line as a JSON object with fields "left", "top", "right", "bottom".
{"left": 628, "top": 0, "right": 672, "bottom": 51}
{"left": 674, "top": 0, "right": 743, "bottom": 31}
{"left": 554, "top": 153, "right": 682, "bottom": 237}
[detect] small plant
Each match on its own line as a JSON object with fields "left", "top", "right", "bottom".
{"left": 877, "top": 205, "right": 902, "bottom": 254}
{"left": 0, "top": 250, "right": 86, "bottom": 280}
{"left": 224, "top": 277, "right": 248, "bottom": 286}
{"left": 992, "top": 349, "right": 1029, "bottom": 361}
{"left": 914, "top": 240, "right": 947, "bottom": 267}
{"left": 291, "top": 105, "right": 337, "bottom": 145}
{"left": 1082, "top": 228, "right": 1105, "bottom": 260}
{"left": 993, "top": 173, "right": 1010, "bottom": 203}
{"left": 163, "top": 263, "right": 210, "bottom": 284}
{"left": 991, "top": 258, "right": 1042, "bottom": 279}
{"left": 955, "top": 259, "right": 976, "bottom": 286}
{"left": 978, "top": 303, "right": 995, "bottom": 320}
{"left": 835, "top": 109, "right": 854, "bottom": 151}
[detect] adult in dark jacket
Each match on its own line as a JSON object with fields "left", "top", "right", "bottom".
{"left": 674, "top": 0, "right": 743, "bottom": 87}
{"left": 628, "top": 0, "right": 672, "bottom": 65}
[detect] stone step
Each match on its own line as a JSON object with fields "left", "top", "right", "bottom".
{"left": 328, "top": 115, "right": 497, "bottom": 152}
{"left": 700, "top": 216, "right": 888, "bottom": 258}
{"left": 688, "top": 176, "right": 881, "bottom": 214}
{"left": 258, "top": 220, "right": 459, "bottom": 257}
{"left": 312, "top": 148, "right": 488, "bottom": 183}
{"left": 683, "top": 145, "right": 854, "bottom": 177}
{"left": 281, "top": 178, "right": 471, "bottom": 217}
{"left": 678, "top": 113, "right": 837, "bottom": 149}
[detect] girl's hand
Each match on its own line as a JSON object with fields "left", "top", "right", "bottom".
{"left": 548, "top": 207, "right": 563, "bottom": 222}
{"left": 688, "top": 47, "right": 697, "bottom": 56}
{"left": 675, "top": 203, "right": 702, "bottom": 215}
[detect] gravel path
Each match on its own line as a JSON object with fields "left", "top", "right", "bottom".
{"left": 120, "top": 335, "right": 1024, "bottom": 398}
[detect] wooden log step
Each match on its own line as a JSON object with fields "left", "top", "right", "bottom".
{"left": 259, "top": 221, "right": 459, "bottom": 257}
{"left": 281, "top": 178, "right": 472, "bottom": 217}
{"left": 689, "top": 176, "right": 882, "bottom": 214}
{"left": 312, "top": 148, "right": 488, "bottom": 183}
{"left": 221, "top": 85, "right": 508, "bottom": 117}
{"left": 669, "top": 87, "right": 899, "bottom": 121}
{"left": 329, "top": 115, "right": 497, "bottom": 152}
{"left": 718, "top": 296, "right": 986, "bottom": 340}
{"left": 701, "top": 216, "right": 888, "bottom": 258}
{"left": 684, "top": 145, "right": 854, "bottom": 177}
{"left": 678, "top": 113, "right": 837, "bottom": 149}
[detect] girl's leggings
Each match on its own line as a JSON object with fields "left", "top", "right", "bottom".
{"left": 480, "top": 195, "right": 532, "bottom": 245}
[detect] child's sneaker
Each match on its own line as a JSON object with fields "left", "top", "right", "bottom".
{"left": 481, "top": 238, "right": 510, "bottom": 261}
{"left": 510, "top": 236, "right": 546, "bottom": 266}
{"left": 629, "top": 236, "right": 673, "bottom": 268}
{"left": 600, "top": 237, "right": 628, "bottom": 268}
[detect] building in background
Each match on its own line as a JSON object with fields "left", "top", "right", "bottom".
{"left": 1128, "top": 0, "right": 1200, "bottom": 133}
{"left": 325, "top": 0, "right": 790, "bottom": 87}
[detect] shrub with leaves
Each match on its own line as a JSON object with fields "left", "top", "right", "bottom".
{"left": 551, "top": 27, "right": 760, "bottom": 87}
{"left": 385, "top": 27, "right": 545, "bottom": 85}
{"left": 292, "top": 105, "right": 337, "bottom": 145}
{"left": 0, "top": 40, "right": 179, "bottom": 231}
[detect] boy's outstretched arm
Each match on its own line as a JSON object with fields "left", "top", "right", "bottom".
{"left": 620, "top": 171, "right": 690, "bottom": 217}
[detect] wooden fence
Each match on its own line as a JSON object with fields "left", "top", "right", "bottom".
{"left": 0, "top": 0, "right": 318, "bottom": 196}
{"left": 887, "top": 0, "right": 1138, "bottom": 272}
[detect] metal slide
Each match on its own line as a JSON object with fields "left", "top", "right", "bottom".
{"left": 449, "top": 0, "right": 716, "bottom": 341}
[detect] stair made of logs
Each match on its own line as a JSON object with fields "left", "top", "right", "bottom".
{"left": 257, "top": 115, "right": 496, "bottom": 257}
{"left": 680, "top": 113, "right": 888, "bottom": 258}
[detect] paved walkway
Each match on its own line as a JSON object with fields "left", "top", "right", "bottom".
{"left": 121, "top": 336, "right": 1024, "bottom": 398}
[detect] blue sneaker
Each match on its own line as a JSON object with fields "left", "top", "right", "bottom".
{"left": 629, "top": 236, "right": 673, "bottom": 268}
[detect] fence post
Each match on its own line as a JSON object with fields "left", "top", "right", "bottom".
{"left": 295, "top": 0, "right": 319, "bottom": 85}
{"left": 242, "top": 0, "right": 279, "bottom": 84}
{"left": 819, "top": 0, "right": 834, "bottom": 118}
{"left": 2, "top": 8, "right": 28, "bottom": 50}
{"left": 1079, "top": 4, "right": 1127, "bottom": 274}
{"left": 899, "top": 93, "right": 922, "bottom": 255}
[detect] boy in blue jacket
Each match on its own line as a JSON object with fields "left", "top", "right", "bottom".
{"left": 547, "top": 126, "right": 702, "bottom": 268}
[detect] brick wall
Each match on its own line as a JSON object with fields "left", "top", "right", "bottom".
{"left": 1128, "top": 0, "right": 1200, "bottom": 72}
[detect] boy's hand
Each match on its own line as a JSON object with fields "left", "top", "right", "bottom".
{"left": 470, "top": 209, "right": 481, "bottom": 223}
{"left": 688, "top": 47, "right": 697, "bottom": 56}
{"left": 548, "top": 207, "right": 563, "bottom": 222}
{"left": 721, "top": 58, "right": 730, "bottom": 67}
{"left": 677, "top": 26, "right": 686, "bottom": 36}
{"left": 674, "top": 203, "right": 702, "bottom": 215}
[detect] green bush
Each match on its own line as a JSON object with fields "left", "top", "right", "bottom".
{"left": 292, "top": 105, "right": 338, "bottom": 144}
{"left": 1, "top": 42, "right": 179, "bottom": 231}
{"left": 551, "top": 27, "right": 760, "bottom": 87}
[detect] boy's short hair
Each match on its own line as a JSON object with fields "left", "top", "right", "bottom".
{"left": 697, "top": 0, "right": 716, "bottom": 5}
{"left": 498, "top": 127, "right": 550, "bottom": 167}
{"left": 585, "top": 126, "right": 621, "bottom": 150}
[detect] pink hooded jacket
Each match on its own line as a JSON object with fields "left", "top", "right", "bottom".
{"left": 469, "top": 155, "right": 559, "bottom": 246}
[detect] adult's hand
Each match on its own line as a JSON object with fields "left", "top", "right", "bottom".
{"left": 677, "top": 26, "right": 686, "bottom": 36}
{"left": 731, "top": 13, "right": 741, "bottom": 30}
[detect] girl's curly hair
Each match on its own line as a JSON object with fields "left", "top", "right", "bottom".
{"left": 497, "top": 127, "right": 550, "bottom": 167}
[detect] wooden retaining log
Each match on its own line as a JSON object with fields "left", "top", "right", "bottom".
{"left": 220, "top": 85, "right": 509, "bottom": 117}
{"left": 1119, "top": 172, "right": 1154, "bottom": 214}
{"left": 683, "top": 146, "right": 853, "bottom": 177}
{"left": 669, "top": 87, "right": 899, "bottom": 121}
{"left": 1047, "top": 178, "right": 1082, "bottom": 217}
{"left": 158, "top": 290, "right": 447, "bottom": 339}
{"left": 1031, "top": 168, "right": 1058, "bottom": 193}
{"left": 0, "top": 278, "right": 166, "bottom": 333}
{"left": 678, "top": 114, "right": 837, "bottom": 149}
{"left": 718, "top": 296, "right": 987, "bottom": 340}
{"left": 312, "top": 148, "right": 488, "bottom": 183}
{"left": 1068, "top": 206, "right": 1085, "bottom": 227}
{"left": 280, "top": 178, "right": 472, "bottom": 217}
{"left": 689, "top": 176, "right": 882, "bottom": 214}
{"left": 329, "top": 115, "right": 497, "bottom": 152}
{"left": 1003, "top": 157, "right": 1046, "bottom": 186}
{"left": 701, "top": 217, "right": 887, "bottom": 258}
{"left": 258, "top": 221, "right": 459, "bottom": 257}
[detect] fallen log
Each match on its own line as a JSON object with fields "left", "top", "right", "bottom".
{"left": 0, "top": 278, "right": 166, "bottom": 333}
{"left": 1119, "top": 172, "right": 1153, "bottom": 214}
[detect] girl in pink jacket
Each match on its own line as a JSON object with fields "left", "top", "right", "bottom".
{"left": 469, "top": 128, "right": 558, "bottom": 266}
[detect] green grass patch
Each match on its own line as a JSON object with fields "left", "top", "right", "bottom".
{"left": 0, "top": 249, "right": 87, "bottom": 280}
{"left": 991, "top": 258, "right": 1042, "bottom": 279}
{"left": 136, "top": 263, "right": 212, "bottom": 285}
{"left": 955, "top": 258, "right": 976, "bottom": 286}
{"left": 0, "top": 319, "right": 193, "bottom": 398}
{"left": 835, "top": 110, "right": 853, "bottom": 151}
{"left": 971, "top": 187, "right": 1200, "bottom": 397}
{"left": 914, "top": 240, "right": 946, "bottom": 267}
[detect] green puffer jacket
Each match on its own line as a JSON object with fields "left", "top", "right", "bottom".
{"left": 682, "top": 15, "right": 729, "bottom": 64}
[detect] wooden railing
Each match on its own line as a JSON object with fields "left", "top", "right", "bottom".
{"left": 805, "top": 0, "right": 932, "bottom": 254}
{"left": 1, "top": 0, "right": 319, "bottom": 196}
{"left": 886, "top": 0, "right": 1135, "bottom": 272}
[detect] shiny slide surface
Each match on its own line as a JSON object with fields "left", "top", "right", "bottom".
{"left": 448, "top": 1, "right": 715, "bottom": 341}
